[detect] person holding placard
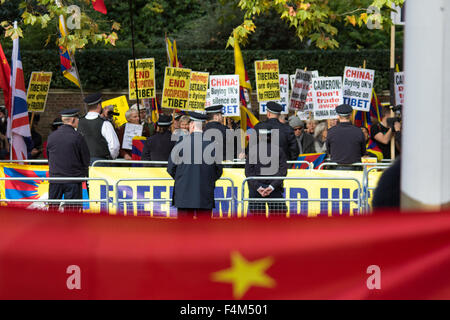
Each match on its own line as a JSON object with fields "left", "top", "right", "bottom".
{"left": 326, "top": 104, "right": 366, "bottom": 170}
{"left": 116, "top": 109, "right": 151, "bottom": 160}
{"left": 142, "top": 115, "right": 175, "bottom": 162}
{"left": 254, "top": 101, "right": 299, "bottom": 160}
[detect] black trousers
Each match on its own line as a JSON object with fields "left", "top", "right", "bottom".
{"left": 49, "top": 183, "right": 83, "bottom": 211}
{"left": 177, "top": 208, "right": 212, "bottom": 219}
{"left": 248, "top": 188, "right": 287, "bottom": 216}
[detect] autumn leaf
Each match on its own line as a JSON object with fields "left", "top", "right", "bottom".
{"left": 346, "top": 15, "right": 357, "bottom": 26}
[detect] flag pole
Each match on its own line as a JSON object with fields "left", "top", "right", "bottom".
{"left": 128, "top": 0, "right": 141, "bottom": 123}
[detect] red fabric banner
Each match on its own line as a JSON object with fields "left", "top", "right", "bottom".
{"left": 0, "top": 208, "right": 449, "bottom": 299}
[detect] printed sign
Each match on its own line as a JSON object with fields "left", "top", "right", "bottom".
{"left": 209, "top": 75, "right": 240, "bottom": 117}
{"left": 188, "top": 71, "right": 209, "bottom": 111}
{"left": 122, "top": 123, "right": 143, "bottom": 150}
{"left": 128, "top": 58, "right": 156, "bottom": 100}
{"left": 312, "top": 77, "right": 343, "bottom": 120}
{"left": 254, "top": 59, "right": 280, "bottom": 102}
{"left": 394, "top": 72, "right": 404, "bottom": 106}
{"left": 259, "top": 74, "right": 289, "bottom": 115}
{"left": 162, "top": 67, "right": 192, "bottom": 110}
{"left": 289, "top": 69, "right": 313, "bottom": 111}
{"left": 342, "top": 67, "right": 375, "bottom": 112}
{"left": 26, "top": 72, "right": 52, "bottom": 112}
{"left": 290, "top": 70, "right": 318, "bottom": 89}
{"left": 101, "top": 95, "right": 129, "bottom": 128}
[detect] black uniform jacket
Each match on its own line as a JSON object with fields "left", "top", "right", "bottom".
{"left": 47, "top": 124, "right": 90, "bottom": 181}
{"left": 167, "top": 132, "right": 223, "bottom": 209}
{"left": 245, "top": 142, "right": 288, "bottom": 193}
{"left": 141, "top": 130, "right": 175, "bottom": 161}
{"left": 254, "top": 118, "right": 299, "bottom": 160}
{"left": 204, "top": 121, "right": 236, "bottom": 160}
{"left": 326, "top": 122, "right": 366, "bottom": 164}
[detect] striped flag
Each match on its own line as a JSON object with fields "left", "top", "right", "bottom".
{"left": 0, "top": 41, "right": 11, "bottom": 113}
{"left": 58, "top": 13, "right": 81, "bottom": 88}
{"left": 8, "top": 22, "right": 31, "bottom": 161}
{"left": 292, "top": 153, "right": 327, "bottom": 170}
{"left": 150, "top": 97, "right": 161, "bottom": 123}
{"left": 165, "top": 36, "right": 182, "bottom": 68}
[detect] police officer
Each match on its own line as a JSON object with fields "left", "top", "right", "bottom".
{"left": 142, "top": 115, "right": 175, "bottom": 161}
{"left": 78, "top": 92, "right": 120, "bottom": 165}
{"left": 326, "top": 104, "right": 366, "bottom": 170}
{"left": 46, "top": 109, "right": 90, "bottom": 211}
{"left": 167, "top": 112, "right": 223, "bottom": 218}
{"left": 245, "top": 128, "right": 288, "bottom": 216}
{"left": 204, "top": 105, "right": 235, "bottom": 161}
{"left": 254, "top": 101, "right": 299, "bottom": 160}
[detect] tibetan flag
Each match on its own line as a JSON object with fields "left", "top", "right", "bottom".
{"left": 366, "top": 139, "right": 383, "bottom": 161}
{"left": 131, "top": 136, "right": 146, "bottom": 161}
{"left": 165, "top": 36, "right": 182, "bottom": 68}
{"left": 2, "top": 208, "right": 450, "bottom": 299}
{"left": 369, "top": 89, "right": 382, "bottom": 124}
{"left": 92, "top": 0, "right": 107, "bottom": 14}
{"left": 234, "top": 39, "right": 251, "bottom": 92}
{"left": 292, "top": 153, "right": 327, "bottom": 169}
{"left": 151, "top": 97, "right": 161, "bottom": 123}
{"left": 239, "top": 105, "right": 259, "bottom": 150}
{"left": 58, "top": 14, "right": 81, "bottom": 88}
{"left": 0, "top": 41, "right": 11, "bottom": 113}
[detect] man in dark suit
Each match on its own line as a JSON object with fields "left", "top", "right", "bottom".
{"left": 167, "top": 112, "right": 223, "bottom": 218}
{"left": 288, "top": 116, "right": 316, "bottom": 154}
{"left": 142, "top": 115, "right": 175, "bottom": 161}
{"left": 254, "top": 101, "right": 299, "bottom": 160}
{"left": 245, "top": 128, "right": 288, "bottom": 216}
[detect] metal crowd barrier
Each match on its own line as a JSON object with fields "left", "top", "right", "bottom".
{"left": 0, "top": 177, "right": 110, "bottom": 213}
{"left": 0, "top": 160, "right": 48, "bottom": 164}
{"left": 362, "top": 166, "right": 390, "bottom": 213}
{"left": 241, "top": 176, "right": 363, "bottom": 216}
{"left": 114, "top": 177, "right": 236, "bottom": 215}
{"left": 317, "top": 162, "right": 391, "bottom": 170}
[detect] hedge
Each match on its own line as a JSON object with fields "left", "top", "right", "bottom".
{"left": 9, "top": 48, "right": 403, "bottom": 92}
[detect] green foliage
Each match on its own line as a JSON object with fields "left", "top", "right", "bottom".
{"left": 5, "top": 48, "right": 402, "bottom": 93}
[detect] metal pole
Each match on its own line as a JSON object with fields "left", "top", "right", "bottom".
{"left": 390, "top": 24, "right": 396, "bottom": 160}
{"left": 128, "top": 0, "right": 141, "bottom": 123}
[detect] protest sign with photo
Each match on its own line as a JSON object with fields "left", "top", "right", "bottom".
{"left": 122, "top": 123, "right": 143, "bottom": 150}
{"left": 394, "top": 72, "right": 404, "bottom": 106}
{"left": 209, "top": 75, "right": 240, "bottom": 117}
{"left": 101, "top": 95, "right": 129, "bottom": 128}
{"left": 342, "top": 67, "right": 375, "bottom": 112}
{"left": 128, "top": 58, "right": 156, "bottom": 100}
{"left": 26, "top": 72, "right": 52, "bottom": 112}
{"left": 259, "top": 74, "right": 289, "bottom": 115}
{"left": 254, "top": 59, "right": 280, "bottom": 102}
{"left": 290, "top": 70, "right": 318, "bottom": 89}
{"left": 312, "top": 77, "right": 343, "bottom": 120}
{"left": 188, "top": 71, "right": 209, "bottom": 111}
{"left": 289, "top": 69, "right": 313, "bottom": 111}
{"left": 161, "top": 67, "right": 191, "bottom": 110}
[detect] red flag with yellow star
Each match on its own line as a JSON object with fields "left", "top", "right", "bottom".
{"left": 1, "top": 208, "right": 450, "bottom": 299}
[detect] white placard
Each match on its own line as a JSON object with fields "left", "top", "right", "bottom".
{"left": 394, "top": 71, "right": 404, "bottom": 106}
{"left": 122, "top": 123, "right": 143, "bottom": 150}
{"left": 342, "top": 66, "right": 375, "bottom": 112}
{"left": 289, "top": 69, "right": 313, "bottom": 111}
{"left": 290, "top": 70, "right": 318, "bottom": 89}
{"left": 209, "top": 75, "right": 240, "bottom": 117}
{"left": 312, "top": 76, "right": 343, "bottom": 120}
{"left": 259, "top": 74, "right": 289, "bottom": 115}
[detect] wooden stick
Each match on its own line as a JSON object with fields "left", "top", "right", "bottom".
{"left": 30, "top": 112, "right": 35, "bottom": 130}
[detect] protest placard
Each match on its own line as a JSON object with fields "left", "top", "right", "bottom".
{"left": 254, "top": 59, "right": 280, "bottom": 102}
{"left": 122, "top": 123, "right": 143, "bottom": 150}
{"left": 394, "top": 72, "right": 404, "bottom": 106}
{"left": 290, "top": 70, "right": 318, "bottom": 89}
{"left": 312, "top": 77, "right": 343, "bottom": 120}
{"left": 205, "top": 89, "right": 212, "bottom": 108}
{"left": 209, "top": 75, "right": 240, "bottom": 117}
{"left": 289, "top": 69, "right": 313, "bottom": 111}
{"left": 26, "top": 72, "right": 52, "bottom": 112}
{"left": 102, "top": 95, "right": 129, "bottom": 128}
{"left": 259, "top": 74, "right": 289, "bottom": 115}
{"left": 188, "top": 71, "right": 209, "bottom": 111}
{"left": 342, "top": 66, "right": 375, "bottom": 112}
{"left": 161, "top": 67, "right": 192, "bottom": 110}
{"left": 128, "top": 58, "right": 156, "bottom": 100}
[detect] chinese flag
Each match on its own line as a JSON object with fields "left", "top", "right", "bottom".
{"left": 92, "top": 0, "right": 107, "bottom": 14}
{"left": 1, "top": 208, "right": 450, "bottom": 299}
{"left": 0, "top": 41, "right": 11, "bottom": 112}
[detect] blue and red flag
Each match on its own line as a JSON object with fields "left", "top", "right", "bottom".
{"left": 131, "top": 136, "right": 146, "bottom": 161}
{"left": 292, "top": 153, "right": 327, "bottom": 170}
{"left": 366, "top": 139, "right": 383, "bottom": 161}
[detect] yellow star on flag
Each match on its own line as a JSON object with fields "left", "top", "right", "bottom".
{"left": 211, "top": 251, "right": 275, "bottom": 299}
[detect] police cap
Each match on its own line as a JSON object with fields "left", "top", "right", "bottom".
{"left": 266, "top": 101, "right": 283, "bottom": 114}
{"left": 189, "top": 112, "right": 208, "bottom": 122}
{"left": 59, "top": 108, "right": 80, "bottom": 118}
{"left": 84, "top": 92, "right": 102, "bottom": 106}
{"left": 52, "top": 117, "right": 64, "bottom": 126}
{"left": 335, "top": 104, "right": 353, "bottom": 116}
{"left": 205, "top": 105, "right": 224, "bottom": 114}
{"left": 174, "top": 114, "right": 183, "bottom": 121}
{"left": 157, "top": 115, "right": 173, "bottom": 127}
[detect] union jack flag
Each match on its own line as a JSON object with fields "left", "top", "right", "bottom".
{"left": 7, "top": 22, "right": 31, "bottom": 161}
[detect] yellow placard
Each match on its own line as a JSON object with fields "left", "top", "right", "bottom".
{"left": 187, "top": 71, "right": 209, "bottom": 111}
{"left": 254, "top": 59, "right": 280, "bottom": 102}
{"left": 26, "top": 72, "right": 52, "bottom": 112}
{"left": 101, "top": 96, "right": 129, "bottom": 128}
{"left": 128, "top": 58, "right": 156, "bottom": 100}
{"left": 161, "top": 67, "right": 191, "bottom": 110}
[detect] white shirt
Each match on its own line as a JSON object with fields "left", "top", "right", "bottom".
{"left": 85, "top": 112, "right": 120, "bottom": 159}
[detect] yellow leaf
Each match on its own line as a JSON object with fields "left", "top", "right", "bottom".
{"left": 346, "top": 15, "right": 356, "bottom": 26}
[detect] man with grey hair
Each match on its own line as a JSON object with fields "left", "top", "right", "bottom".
{"left": 167, "top": 112, "right": 223, "bottom": 218}
{"left": 289, "top": 116, "right": 316, "bottom": 154}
